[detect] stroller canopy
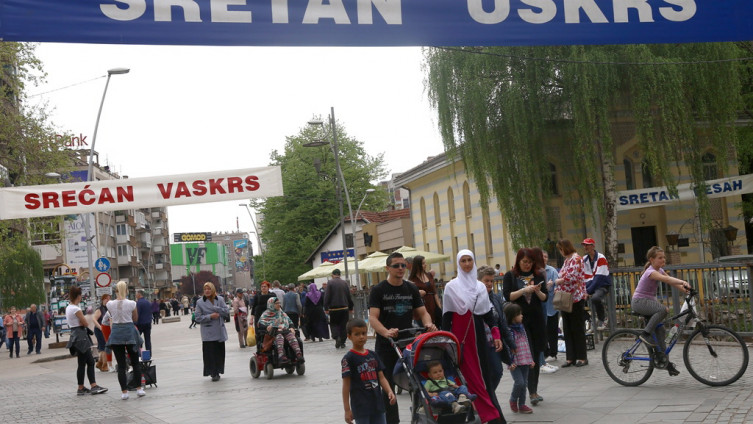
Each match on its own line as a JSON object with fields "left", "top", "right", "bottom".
{"left": 393, "top": 331, "right": 460, "bottom": 391}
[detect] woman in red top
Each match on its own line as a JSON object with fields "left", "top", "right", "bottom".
{"left": 554, "top": 239, "right": 589, "bottom": 367}
{"left": 4, "top": 306, "right": 24, "bottom": 358}
{"left": 408, "top": 255, "right": 442, "bottom": 324}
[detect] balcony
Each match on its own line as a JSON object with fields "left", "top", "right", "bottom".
{"left": 153, "top": 245, "right": 163, "bottom": 253}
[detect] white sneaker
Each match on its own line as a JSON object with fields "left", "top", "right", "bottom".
{"left": 121, "top": 393, "right": 129, "bottom": 400}
{"left": 596, "top": 320, "right": 607, "bottom": 331}
{"left": 540, "top": 364, "right": 558, "bottom": 374}
{"left": 545, "top": 356, "right": 558, "bottom": 363}
{"left": 137, "top": 388, "right": 146, "bottom": 397}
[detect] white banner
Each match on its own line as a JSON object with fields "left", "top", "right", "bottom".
{"left": 0, "top": 167, "right": 283, "bottom": 219}
{"left": 616, "top": 173, "right": 753, "bottom": 211}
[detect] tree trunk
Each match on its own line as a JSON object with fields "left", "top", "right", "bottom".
{"left": 596, "top": 134, "right": 618, "bottom": 266}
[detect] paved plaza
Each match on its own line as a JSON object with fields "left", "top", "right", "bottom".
{"left": 0, "top": 318, "right": 751, "bottom": 424}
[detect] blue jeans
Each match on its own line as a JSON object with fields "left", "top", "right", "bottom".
{"left": 354, "top": 411, "right": 387, "bottom": 424}
{"left": 509, "top": 365, "right": 529, "bottom": 406}
{"left": 429, "top": 385, "right": 472, "bottom": 406}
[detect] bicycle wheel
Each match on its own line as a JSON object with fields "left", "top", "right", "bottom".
{"left": 602, "top": 329, "right": 654, "bottom": 386}
{"left": 683, "top": 324, "right": 749, "bottom": 386}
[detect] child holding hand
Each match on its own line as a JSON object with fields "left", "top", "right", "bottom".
{"left": 341, "top": 318, "right": 395, "bottom": 424}
{"left": 505, "top": 303, "right": 534, "bottom": 414}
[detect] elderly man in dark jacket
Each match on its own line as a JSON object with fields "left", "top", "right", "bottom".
{"left": 25, "top": 304, "right": 46, "bottom": 355}
{"left": 323, "top": 269, "right": 354, "bottom": 349}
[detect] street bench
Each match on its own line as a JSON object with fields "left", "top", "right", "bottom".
{"left": 162, "top": 316, "right": 181, "bottom": 323}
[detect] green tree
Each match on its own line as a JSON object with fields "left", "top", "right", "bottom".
{"left": 0, "top": 234, "right": 45, "bottom": 308}
{"left": 425, "top": 43, "right": 748, "bottom": 263}
{"left": 250, "top": 121, "right": 388, "bottom": 284}
{"left": 0, "top": 42, "right": 74, "bottom": 307}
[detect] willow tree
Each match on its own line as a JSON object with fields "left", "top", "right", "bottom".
{"left": 425, "top": 43, "right": 747, "bottom": 264}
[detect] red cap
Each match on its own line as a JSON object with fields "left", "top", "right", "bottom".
{"left": 581, "top": 238, "right": 595, "bottom": 245}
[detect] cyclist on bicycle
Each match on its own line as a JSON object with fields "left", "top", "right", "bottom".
{"left": 631, "top": 246, "right": 691, "bottom": 376}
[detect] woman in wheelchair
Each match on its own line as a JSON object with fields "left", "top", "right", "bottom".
{"left": 258, "top": 298, "right": 303, "bottom": 364}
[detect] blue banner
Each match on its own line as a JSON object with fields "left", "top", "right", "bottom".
{"left": 0, "top": 1, "right": 751, "bottom": 46}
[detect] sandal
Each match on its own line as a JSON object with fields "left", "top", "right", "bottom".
{"left": 575, "top": 360, "right": 589, "bottom": 367}
{"left": 561, "top": 361, "right": 574, "bottom": 368}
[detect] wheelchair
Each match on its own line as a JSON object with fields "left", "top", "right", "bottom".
{"left": 249, "top": 325, "right": 305, "bottom": 380}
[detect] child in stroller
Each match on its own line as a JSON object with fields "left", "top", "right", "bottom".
{"left": 393, "top": 330, "right": 481, "bottom": 424}
{"left": 424, "top": 361, "right": 477, "bottom": 414}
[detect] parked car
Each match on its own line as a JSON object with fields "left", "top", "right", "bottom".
{"left": 713, "top": 269, "right": 749, "bottom": 298}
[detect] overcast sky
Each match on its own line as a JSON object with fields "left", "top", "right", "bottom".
{"left": 30, "top": 43, "right": 443, "bottom": 238}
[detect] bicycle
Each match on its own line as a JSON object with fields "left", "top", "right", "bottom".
{"left": 602, "top": 288, "right": 749, "bottom": 386}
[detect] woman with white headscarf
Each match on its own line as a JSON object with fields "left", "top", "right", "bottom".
{"left": 443, "top": 250, "right": 506, "bottom": 424}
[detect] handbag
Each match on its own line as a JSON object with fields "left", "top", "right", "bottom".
{"left": 262, "top": 334, "right": 275, "bottom": 352}
{"left": 246, "top": 325, "right": 256, "bottom": 347}
{"left": 553, "top": 290, "right": 573, "bottom": 313}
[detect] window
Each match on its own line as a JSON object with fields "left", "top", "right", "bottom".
{"left": 482, "top": 206, "right": 493, "bottom": 255}
{"left": 623, "top": 158, "right": 635, "bottom": 190}
{"left": 549, "top": 163, "right": 559, "bottom": 195}
{"left": 702, "top": 152, "right": 718, "bottom": 180}
{"left": 447, "top": 188, "right": 456, "bottom": 222}
{"left": 420, "top": 198, "right": 427, "bottom": 230}
{"left": 641, "top": 160, "right": 654, "bottom": 188}
{"left": 117, "top": 224, "right": 126, "bottom": 236}
{"left": 433, "top": 193, "right": 441, "bottom": 226}
{"left": 463, "top": 182, "right": 472, "bottom": 218}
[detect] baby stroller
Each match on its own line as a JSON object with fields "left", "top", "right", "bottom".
{"left": 249, "top": 325, "right": 305, "bottom": 380}
{"left": 393, "top": 331, "right": 481, "bottom": 424}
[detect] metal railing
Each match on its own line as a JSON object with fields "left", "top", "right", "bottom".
{"left": 606, "top": 262, "right": 752, "bottom": 337}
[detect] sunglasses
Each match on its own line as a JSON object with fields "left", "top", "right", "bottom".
{"left": 389, "top": 263, "right": 407, "bottom": 269}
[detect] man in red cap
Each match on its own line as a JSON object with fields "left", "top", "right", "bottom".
{"left": 581, "top": 238, "right": 611, "bottom": 330}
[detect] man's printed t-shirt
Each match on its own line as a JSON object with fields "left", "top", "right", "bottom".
{"left": 342, "top": 349, "right": 386, "bottom": 417}
{"left": 368, "top": 280, "right": 424, "bottom": 349}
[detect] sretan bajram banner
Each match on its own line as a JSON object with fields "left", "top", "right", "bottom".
{"left": 0, "top": 167, "right": 283, "bottom": 219}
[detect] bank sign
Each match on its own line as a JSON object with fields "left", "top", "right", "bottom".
{"left": 616, "top": 173, "right": 753, "bottom": 211}
{"left": 0, "top": 1, "right": 750, "bottom": 46}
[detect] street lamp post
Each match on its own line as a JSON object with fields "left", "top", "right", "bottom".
{"left": 83, "top": 67, "right": 129, "bottom": 293}
{"left": 238, "top": 204, "right": 266, "bottom": 282}
{"left": 306, "top": 107, "right": 357, "bottom": 283}
{"left": 351, "top": 189, "right": 375, "bottom": 288}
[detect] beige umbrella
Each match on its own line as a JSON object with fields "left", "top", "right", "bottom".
{"left": 297, "top": 261, "right": 338, "bottom": 281}
{"left": 332, "top": 257, "right": 360, "bottom": 276}
{"left": 357, "top": 251, "right": 389, "bottom": 273}
{"left": 395, "top": 246, "right": 451, "bottom": 264}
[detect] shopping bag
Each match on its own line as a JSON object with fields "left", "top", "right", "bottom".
{"left": 553, "top": 290, "right": 573, "bottom": 313}
{"left": 246, "top": 325, "right": 256, "bottom": 347}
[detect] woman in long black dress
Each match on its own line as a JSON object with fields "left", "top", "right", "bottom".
{"left": 303, "top": 282, "right": 329, "bottom": 342}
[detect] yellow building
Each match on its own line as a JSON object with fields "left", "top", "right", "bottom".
{"left": 395, "top": 145, "right": 748, "bottom": 279}
{"left": 394, "top": 154, "right": 515, "bottom": 281}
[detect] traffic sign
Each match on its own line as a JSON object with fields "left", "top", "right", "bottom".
{"left": 95, "top": 257, "right": 111, "bottom": 273}
{"left": 96, "top": 287, "right": 112, "bottom": 297}
{"left": 95, "top": 272, "right": 112, "bottom": 288}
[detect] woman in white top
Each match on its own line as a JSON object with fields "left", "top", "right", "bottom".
{"left": 106, "top": 281, "right": 145, "bottom": 400}
{"left": 65, "top": 286, "right": 108, "bottom": 396}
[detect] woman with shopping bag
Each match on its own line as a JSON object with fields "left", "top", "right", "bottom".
{"left": 554, "top": 239, "right": 588, "bottom": 368}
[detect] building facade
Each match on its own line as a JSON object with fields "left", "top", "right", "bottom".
{"left": 395, "top": 144, "right": 748, "bottom": 280}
